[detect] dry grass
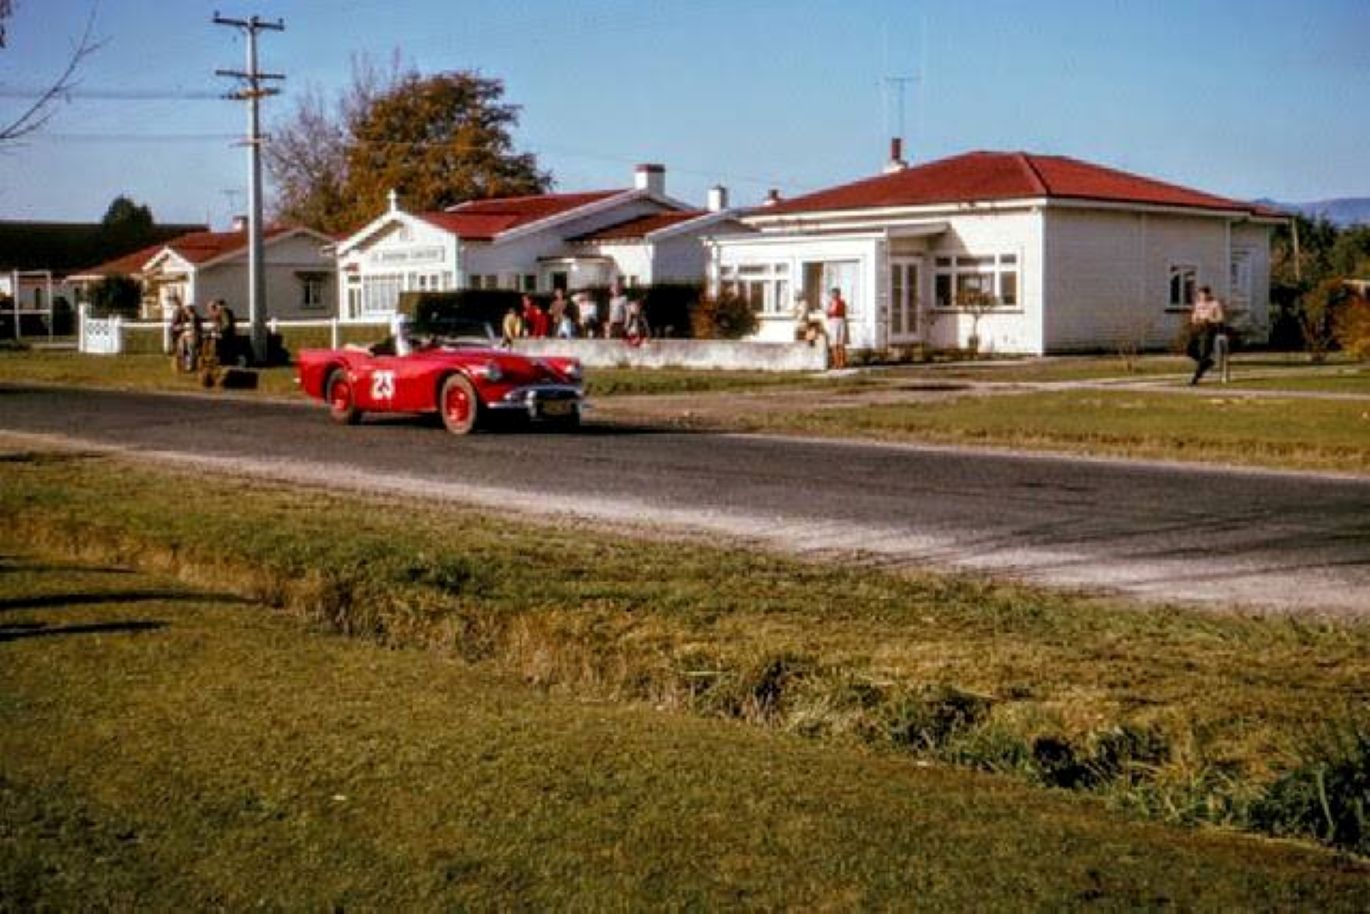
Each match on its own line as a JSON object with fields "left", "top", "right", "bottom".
{"left": 2, "top": 446, "right": 1368, "bottom": 857}
{"left": 6, "top": 561, "right": 1368, "bottom": 909}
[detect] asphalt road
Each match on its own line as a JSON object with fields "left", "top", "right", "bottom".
{"left": 3, "top": 383, "right": 1368, "bottom": 615}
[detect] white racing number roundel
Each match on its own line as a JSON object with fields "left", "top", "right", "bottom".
{"left": 370, "top": 370, "right": 396, "bottom": 401}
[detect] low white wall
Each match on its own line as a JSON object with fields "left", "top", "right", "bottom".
{"left": 510, "top": 338, "right": 828, "bottom": 372}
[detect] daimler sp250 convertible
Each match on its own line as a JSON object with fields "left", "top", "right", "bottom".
{"left": 296, "top": 319, "right": 585, "bottom": 434}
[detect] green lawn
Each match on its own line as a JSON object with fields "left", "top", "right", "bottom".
{"left": 3, "top": 447, "right": 1368, "bottom": 867}
{"left": 1224, "top": 367, "right": 1370, "bottom": 395}
{"left": 877, "top": 355, "right": 1196, "bottom": 383}
{"left": 4, "top": 560, "right": 1369, "bottom": 909}
{"left": 0, "top": 350, "right": 300, "bottom": 396}
{"left": 738, "top": 389, "right": 1370, "bottom": 473}
{"left": 584, "top": 365, "right": 834, "bottom": 397}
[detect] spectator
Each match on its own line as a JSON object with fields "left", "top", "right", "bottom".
{"left": 501, "top": 305, "right": 523, "bottom": 346}
{"left": 207, "top": 299, "right": 238, "bottom": 365}
{"left": 172, "top": 302, "right": 202, "bottom": 373}
{"left": 825, "top": 286, "right": 848, "bottom": 370}
{"left": 575, "top": 291, "right": 600, "bottom": 338}
{"left": 556, "top": 307, "right": 576, "bottom": 339}
{"left": 548, "top": 288, "right": 568, "bottom": 331}
{"left": 521, "top": 294, "right": 549, "bottom": 338}
{"left": 625, "top": 295, "right": 650, "bottom": 342}
{"left": 607, "top": 280, "right": 629, "bottom": 338}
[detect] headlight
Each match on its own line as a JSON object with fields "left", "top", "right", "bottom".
{"left": 564, "top": 362, "right": 582, "bottom": 382}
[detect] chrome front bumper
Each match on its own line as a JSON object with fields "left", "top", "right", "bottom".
{"left": 487, "top": 384, "right": 585, "bottom": 419}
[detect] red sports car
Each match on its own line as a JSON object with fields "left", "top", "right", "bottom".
{"left": 296, "top": 320, "right": 584, "bottom": 434}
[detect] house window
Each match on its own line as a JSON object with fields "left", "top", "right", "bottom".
{"left": 523, "top": 274, "right": 537, "bottom": 292}
{"left": 1168, "top": 264, "right": 1197, "bottom": 309}
{"left": 1229, "top": 251, "right": 1253, "bottom": 306}
{"left": 299, "top": 275, "right": 326, "bottom": 309}
{"left": 721, "top": 263, "right": 790, "bottom": 315}
{"left": 362, "top": 273, "right": 403, "bottom": 315}
{"left": 934, "top": 254, "right": 1019, "bottom": 308}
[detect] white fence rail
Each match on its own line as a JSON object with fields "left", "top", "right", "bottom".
{"left": 76, "top": 307, "right": 388, "bottom": 355}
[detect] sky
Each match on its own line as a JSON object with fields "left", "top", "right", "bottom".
{"left": 2, "top": 0, "right": 1367, "bottom": 227}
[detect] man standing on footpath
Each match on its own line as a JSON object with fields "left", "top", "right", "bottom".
{"left": 1188, "top": 285, "right": 1226, "bottom": 385}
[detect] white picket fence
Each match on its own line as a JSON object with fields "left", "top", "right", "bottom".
{"left": 76, "top": 306, "right": 387, "bottom": 355}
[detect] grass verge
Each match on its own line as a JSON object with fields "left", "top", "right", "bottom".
{"left": 1, "top": 446, "right": 1368, "bottom": 860}
{"left": 5, "top": 562, "right": 1367, "bottom": 908}
{"left": 731, "top": 389, "right": 1370, "bottom": 474}
{"left": 0, "top": 351, "right": 299, "bottom": 396}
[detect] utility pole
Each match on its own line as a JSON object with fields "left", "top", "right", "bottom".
{"left": 213, "top": 12, "right": 284, "bottom": 365}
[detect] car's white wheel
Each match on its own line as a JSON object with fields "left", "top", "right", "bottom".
{"left": 326, "top": 370, "right": 361, "bottom": 425}
{"left": 439, "top": 374, "right": 479, "bottom": 435}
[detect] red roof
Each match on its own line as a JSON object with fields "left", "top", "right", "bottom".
{"left": 419, "top": 190, "right": 625, "bottom": 240}
{"left": 160, "top": 226, "right": 294, "bottom": 265}
{"left": 761, "top": 151, "right": 1278, "bottom": 218}
{"left": 569, "top": 210, "right": 705, "bottom": 242}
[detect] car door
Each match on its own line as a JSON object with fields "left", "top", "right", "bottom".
{"left": 353, "top": 356, "right": 404, "bottom": 412}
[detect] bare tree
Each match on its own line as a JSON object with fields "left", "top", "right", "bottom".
{"left": 0, "top": 1, "right": 103, "bottom": 144}
{"left": 265, "top": 52, "right": 404, "bottom": 230}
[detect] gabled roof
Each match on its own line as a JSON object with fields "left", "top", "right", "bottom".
{"left": 160, "top": 226, "right": 295, "bottom": 265}
{"left": 758, "top": 151, "right": 1280, "bottom": 218}
{"left": 568, "top": 210, "right": 707, "bottom": 242}
{"left": 419, "top": 190, "right": 625, "bottom": 240}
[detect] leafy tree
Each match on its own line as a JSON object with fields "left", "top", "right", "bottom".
{"left": 1328, "top": 225, "right": 1370, "bottom": 278}
{"left": 267, "top": 61, "right": 550, "bottom": 234}
{"left": 101, "top": 195, "right": 154, "bottom": 234}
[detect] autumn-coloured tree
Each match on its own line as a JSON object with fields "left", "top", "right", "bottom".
{"left": 267, "top": 61, "right": 550, "bottom": 235}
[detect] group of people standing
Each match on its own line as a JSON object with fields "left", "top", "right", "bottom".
{"left": 169, "top": 298, "right": 238, "bottom": 372}
{"left": 501, "top": 281, "right": 650, "bottom": 345}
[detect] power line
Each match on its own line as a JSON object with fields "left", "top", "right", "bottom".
{"left": 0, "top": 87, "right": 220, "bottom": 100}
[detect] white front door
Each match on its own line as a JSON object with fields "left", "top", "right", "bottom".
{"left": 889, "top": 257, "right": 922, "bottom": 343}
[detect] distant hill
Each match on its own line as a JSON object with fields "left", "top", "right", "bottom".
{"left": 1256, "top": 198, "right": 1370, "bottom": 227}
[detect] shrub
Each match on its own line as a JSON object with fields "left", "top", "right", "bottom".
{"left": 1332, "top": 289, "right": 1370, "bottom": 361}
{"left": 88, "top": 275, "right": 142, "bottom": 319}
{"left": 690, "top": 293, "right": 758, "bottom": 340}
{"left": 1297, "top": 278, "right": 1351, "bottom": 362}
{"left": 1251, "top": 720, "right": 1370, "bottom": 855}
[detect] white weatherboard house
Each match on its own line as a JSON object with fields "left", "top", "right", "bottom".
{"left": 334, "top": 164, "right": 744, "bottom": 321}
{"left": 133, "top": 224, "right": 337, "bottom": 320}
{"left": 707, "top": 150, "right": 1284, "bottom": 354}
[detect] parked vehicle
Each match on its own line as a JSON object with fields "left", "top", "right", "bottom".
{"left": 296, "top": 319, "right": 584, "bottom": 434}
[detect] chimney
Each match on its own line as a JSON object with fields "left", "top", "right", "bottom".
{"left": 634, "top": 163, "right": 666, "bottom": 196}
{"left": 707, "top": 185, "right": 729, "bottom": 212}
{"left": 231, "top": 214, "right": 248, "bottom": 232}
{"left": 883, "top": 137, "right": 908, "bottom": 174}
{"left": 387, "top": 188, "right": 400, "bottom": 212}
{"left": 763, "top": 188, "right": 782, "bottom": 207}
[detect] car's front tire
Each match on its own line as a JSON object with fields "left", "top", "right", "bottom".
{"left": 439, "top": 374, "right": 480, "bottom": 435}
{"left": 326, "top": 369, "right": 361, "bottom": 425}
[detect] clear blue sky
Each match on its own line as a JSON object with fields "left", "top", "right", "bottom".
{"left": 3, "top": 0, "right": 1367, "bottom": 226}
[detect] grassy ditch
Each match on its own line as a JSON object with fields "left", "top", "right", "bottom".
{"left": 6, "top": 564, "right": 1368, "bottom": 908}
{"left": 734, "top": 389, "right": 1370, "bottom": 474}
{"left": 2, "top": 447, "right": 1369, "bottom": 857}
